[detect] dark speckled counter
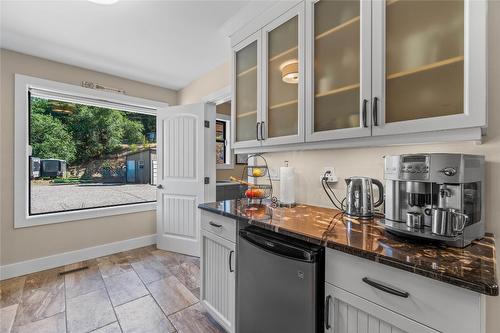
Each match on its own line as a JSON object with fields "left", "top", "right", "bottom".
{"left": 198, "top": 199, "right": 498, "bottom": 296}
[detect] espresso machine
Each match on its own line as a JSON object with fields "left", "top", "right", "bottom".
{"left": 379, "top": 153, "right": 485, "bottom": 247}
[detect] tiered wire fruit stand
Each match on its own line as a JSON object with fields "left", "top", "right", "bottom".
{"left": 231, "top": 154, "right": 273, "bottom": 206}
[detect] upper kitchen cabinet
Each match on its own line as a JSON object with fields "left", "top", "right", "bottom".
{"left": 230, "top": 0, "right": 487, "bottom": 152}
{"left": 261, "top": 4, "right": 305, "bottom": 146}
{"left": 371, "top": 0, "right": 487, "bottom": 136}
{"left": 232, "top": 32, "right": 261, "bottom": 149}
{"left": 306, "top": 0, "right": 372, "bottom": 142}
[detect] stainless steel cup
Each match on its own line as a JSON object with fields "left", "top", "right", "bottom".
{"left": 406, "top": 212, "right": 424, "bottom": 229}
{"left": 431, "top": 208, "right": 469, "bottom": 236}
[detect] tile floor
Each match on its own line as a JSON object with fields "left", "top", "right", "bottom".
{"left": 0, "top": 246, "right": 225, "bottom": 333}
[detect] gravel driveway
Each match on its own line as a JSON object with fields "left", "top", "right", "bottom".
{"left": 30, "top": 184, "right": 156, "bottom": 214}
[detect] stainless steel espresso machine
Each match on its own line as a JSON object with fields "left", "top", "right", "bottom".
{"left": 379, "top": 153, "right": 485, "bottom": 247}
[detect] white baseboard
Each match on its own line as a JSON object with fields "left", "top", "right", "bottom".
{"left": 0, "top": 234, "right": 157, "bottom": 280}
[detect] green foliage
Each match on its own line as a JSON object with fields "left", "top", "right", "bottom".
{"left": 31, "top": 113, "right": 76, "bottom": 163}
{"left": 29, "top": 97, "right": 155, "bottom": 165}
{"left": 122, "top": 118, "right": 146, "bottom": 144}
{"left": 68, "top": 106, "right": 125, "bottom": 162}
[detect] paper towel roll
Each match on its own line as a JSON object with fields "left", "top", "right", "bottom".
{"left": 280, "top": 166, "right": 295, "bottom": 205}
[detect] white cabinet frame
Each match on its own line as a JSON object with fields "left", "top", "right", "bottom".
{"left": 371, "top": 0, "right": 487, "bottom": 136}
{"left": 261, "top": 2, "right": 306, "bottom": 146}
{"left": 305, "top": 0, "right": 373, "bottom": 142}
{"left": 231, "top": 31, "right": 262, "bottom": 149}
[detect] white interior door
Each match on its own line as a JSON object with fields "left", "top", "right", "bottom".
{"left": 156, "top": 103, "right": 215, "bottom": 256}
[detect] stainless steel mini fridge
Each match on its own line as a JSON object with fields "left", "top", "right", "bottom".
{"left": 237, "top": 226, "right": 324, "bottom": 333}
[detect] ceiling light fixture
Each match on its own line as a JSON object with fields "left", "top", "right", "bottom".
{"left": 88, "top": 0, "right": 119, "bottom": 5}
{"left": 280, "top": 60, "right": 299, "bottom": 84}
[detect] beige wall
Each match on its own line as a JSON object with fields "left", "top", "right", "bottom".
{"left": 177, "top": 62, "right": 230, "bottom": 105}
{"left": 0, "top": 49, "right": 177, "bottom": 266}
{"left": 175, "top": 2, "right": 500, "bottom": 331}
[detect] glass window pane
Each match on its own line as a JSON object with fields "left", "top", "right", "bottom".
{"left": 314, "top": 0, "right": 360, "bottom": 132}
{"left": 216, "top": 142, "right": 226, "bottom": 164}
{"left": 267, "top": 15, "right": 299, "bottom": 138}
{"left": 385, "top": 0, "right": 464, "bottom": 123}
{"left": 29, "top": 96, "right": 157, "bottom": 215}
{"left": 235, "top": 41, "right": 258, "bottom": 142}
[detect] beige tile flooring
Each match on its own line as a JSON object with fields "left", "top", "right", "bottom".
{"left": 0, "top": 246, "right": 225, "bottom": 333}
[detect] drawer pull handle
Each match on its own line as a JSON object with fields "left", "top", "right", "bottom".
{"left": 229, "top": 250, "right": 234, "bottom": 272}
{"left": 362, "top": 277, "right": 409, "bottom": 298}
{"left": 325, "top": 295, "right": 332, "bottom": 329}
{"left": 209, "top": 221, "right": 222, "bottom": 228}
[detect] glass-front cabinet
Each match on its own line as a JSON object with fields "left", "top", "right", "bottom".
{"left": 232, "top": 32, "right": 261, "bottom": 149}
{"left": 231, "top": 0, "right": 486, "bottom": 150}
{"left": 372, "top": 0, "right": 486, "bottom": 136}
{"left": 306, "top": 0, "right": 372, "bottom": 142}
{"left": 261, "top": 4, "right": 305, "bottom": 146}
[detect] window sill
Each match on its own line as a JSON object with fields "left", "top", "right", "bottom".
{"left": 216, "top": 163, "right": 235, "bottom": 170}
{"left": 15, "top": 202, "right": 157, "bottom": 229}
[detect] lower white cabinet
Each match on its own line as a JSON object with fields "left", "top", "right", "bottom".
{"left": 324, "top": 283, "right": 437, "bottom": 333}
{"left": 201, "top": 228, "right": 236, "bottom": 333}
{"left": 325, "top": 249, "right": 485, "bottom": 333}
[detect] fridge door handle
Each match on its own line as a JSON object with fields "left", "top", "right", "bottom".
{"left": 325, "top": 295, "right": 332, "bottom": 330}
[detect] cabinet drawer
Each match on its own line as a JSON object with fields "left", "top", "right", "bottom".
{"left": 201, "top": 211, "right": 236, "bottom": 243}
{"left": 325, "top": 249, "right": 483, "bottom": 333}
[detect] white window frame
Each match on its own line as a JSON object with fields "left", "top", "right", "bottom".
{"left": 14, "top": 74, "right": 169, "bottom": 228}
{"left": 202, "top": 86, "right": 235, "bottom": 170}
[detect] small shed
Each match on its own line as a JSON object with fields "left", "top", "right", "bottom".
{"left": 125, "top": 148, "right": 157, "bottom": 185}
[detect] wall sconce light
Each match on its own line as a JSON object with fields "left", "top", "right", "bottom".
{"left": 280, "top": 60, "right": 299, "bottom": 84}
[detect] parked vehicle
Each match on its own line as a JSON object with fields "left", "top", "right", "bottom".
{"left": 40, "top": 159, "right": 67, "bottom": 178}
{"left": 30, "top": 157, "right": 41, "bottom": 179}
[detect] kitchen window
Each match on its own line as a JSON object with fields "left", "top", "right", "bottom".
{"left": 14, "top": 74, "right": 168, "bottom": 227}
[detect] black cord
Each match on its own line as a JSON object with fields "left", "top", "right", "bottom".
{"left": 324, "top": 176, "right": 345, "bottom": 209}
{"left": 322, "top": 171, "right": 344, "bottom": 211}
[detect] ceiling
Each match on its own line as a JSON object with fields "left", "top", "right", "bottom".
{"left": 0, "top": 0, "right": 273, "bottom": 90}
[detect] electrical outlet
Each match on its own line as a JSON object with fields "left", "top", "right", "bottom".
{"left": 320, "top": 167, "right": 338, "bottom": 183}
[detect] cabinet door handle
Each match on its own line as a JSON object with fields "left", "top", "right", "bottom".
{"left": 362, "top": 277, "right": 409, "bottom": 298}
{"left": 362, "top": 99, "right": 368, "bottom": 128}
{"left": 260, "top": 121, "right": 266, "bottom": 140}
{"left": 256, "top": 122, "right": 261, "bottom": 141}
{"left": 229, "top": 250, "right": 234, "bottom": 272}
{"left": 209, "top": 221, "right": 222, "bottom": 228}
{"left": 372, "top": 97, "right": 379, "bottom": 126}
{"left": 325, "top": 295, "right": 332, "bottom": 330}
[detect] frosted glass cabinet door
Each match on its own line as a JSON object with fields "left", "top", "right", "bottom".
{"left": 372, "top": 0, "right": 487, "bottom": 136}
{"left": 232, "top": 32, "right": 261, "bottom": 149}
{"left": 306, "top": 0, "right": 372, "bottom": 142}
{"left": 262, "top": 3, "right": 305, "bottom": 146}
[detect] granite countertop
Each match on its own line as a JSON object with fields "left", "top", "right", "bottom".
{"left": 199, "top": 199, "right": 498, "bottom": 296}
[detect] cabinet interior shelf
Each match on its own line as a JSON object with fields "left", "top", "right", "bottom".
{"left": 315, "top": 83, "right": 360, "bottom": 99}
{"left": 237, "top": 110, "right": 257, "bottom": 118}
{"left": 269, "top": 99, "right": 298, "bottom": 110}
{"left": 269, "top": 46, "right": 298, "bottom": 63}
{"left": 315, "top": 16, "right": 360, "bottom": 41}
{"left": 386, "top": 56, "right": 464, "bottom": 80}
{"left": 237, "top": 66, "right": 257, "bottom": 78}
